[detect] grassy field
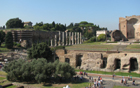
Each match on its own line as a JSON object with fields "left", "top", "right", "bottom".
{"left": 113, "top": 86, "right": 135, "bottom": 88}
{"left": 0, "top": 71, "right": 7, "bottom": 76}
{"left": 65, "top": 42, "right": 115, "bottom": 51}
{"left": 76, "top": 69, "right": 140, "bottom": 78}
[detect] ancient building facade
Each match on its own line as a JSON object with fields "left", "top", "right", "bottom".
{"left": 55, "top": 49, "right": 140, "bottom": 73}
{"left": 119, "top": 15, "right": 140, "bottom": 39}
{"left": 24, "top": 22, "right": 33, "bottom": 27}
{"left": 3, "top": 30, "right": 82, "bottom": 47}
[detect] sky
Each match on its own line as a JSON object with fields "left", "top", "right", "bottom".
{"left": 0, "top": 0, "right": 140, "bottom": 30}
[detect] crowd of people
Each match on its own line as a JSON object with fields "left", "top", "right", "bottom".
{"left": 78, "top": 71, "right": 137, "bottom": 88}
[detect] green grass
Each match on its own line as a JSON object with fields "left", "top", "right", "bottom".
{"left": 0, "top": 71, "right": 7, "bottom": 76}
{"left": 113, "top": 86, "right": 134, "bottom": 88}
{"left": 65, "top": 42, "right": 114, "bottom": 51}
{"left": 75, "top": 69, "right": 140, "bottom": 78}
{"left": 5, "top": 85, "right": 17, "bottom": 88}
{"left": 42, "top": 82, "right": 90, "bottom": 88}
{"left": 126, "top": 45, "right": 140, "bottom": 49}
{"left": 0, "top": 43, "right": 10, "bottom": 52}
{"left": 0, "top": 77, "right": 6, "bottom": 80}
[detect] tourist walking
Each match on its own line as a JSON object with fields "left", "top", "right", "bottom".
{"left": 94, "top": 79, "right": 97, "bottom": 88}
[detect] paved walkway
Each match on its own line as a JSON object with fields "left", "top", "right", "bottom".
{"left": 77, "top": 72, "right": 140, "bottom": 88}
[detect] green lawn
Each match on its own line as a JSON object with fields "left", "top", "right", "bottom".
{"left": 76, "top": 69, "right": 140, "bottom": 78}
{"left": 42, "top": 82, "right": 89, "bottom": 88}
{"left": 0, "top": 77, "right": 6, "bottom": 80}
{"left": 113, "top": 86, "right": 135, "bottom": 88}
{"left": 65, "top": 42, "right": 115, "bottom": 51}
{"left": 0, "top": 71, "right": 7, "bottom": 76}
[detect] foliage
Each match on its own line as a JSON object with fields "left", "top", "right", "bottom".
{"left": 4, "top": 58, "right": 76, "bottom": 83}
{"left": 0, "top": 31, "right": 5, "bottom": 44}
{"left": 24, "top": 25, "right": 33, "bottom": 29}
{"left": 28, "top": 42, "right": 52, "bottom": 60}
{"left": 67, "top": 21, "right": 107, "bottom": 39}
{"left": 5, "top": 32, "right": 13, "bottom": 49}
{"left": 6, "top": 18, "right": 24, "bottom": 28}
{"left": 97, "top": 34, "right": 106, "bottom": 41}
{"left": 84, "top": 36, "right": 96, "bottom": 43}
{"left": 33, "top": 21, "right": 66, "bottom": 31}
{"left": 51, "top": 46, "right": 65, "bottom": 52}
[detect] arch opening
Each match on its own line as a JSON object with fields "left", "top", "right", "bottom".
{"left": 65, "top": 58, "right": 70, "bottom": 64}
{"left": 114, "top": 59, "right": 121, "bottom": 70}
{"left": 130, "top": 58, "right": 138, "bottom": 71}
{"left": 76, "top": 55, "right": 83, "bottom": 67}
{"left": 101, "top": 57, "right": 107, "bottom": 68}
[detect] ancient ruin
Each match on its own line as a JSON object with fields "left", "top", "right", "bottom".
{"left": 111, "top": 15, "right": 140, "bottom": 41}
{"left": 3, "top": 30, "right": 82, "bottom": 47}
{"left": 55, "top": 49, "right": 140, "bottom": 73}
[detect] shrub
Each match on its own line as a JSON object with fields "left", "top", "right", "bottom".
{"left": 97, "top": 34, "right": 106, "bottom": 41}
{"left": 84, "top": 36, "right": 96, "bottom": 43}
{"left": 17, "top": 43, "right": 21, "bottom": 47}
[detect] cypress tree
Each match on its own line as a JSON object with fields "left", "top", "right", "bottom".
{"left": 5, "top": 32, "right": 13, "bottom": 49}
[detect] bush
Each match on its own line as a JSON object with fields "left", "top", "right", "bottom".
{"left": 4, "top": 58, "right": 76, "bottom": 83}
{"left": 97, "top": 34, "right": 106, "bottom": 41}
{"left": 84, "top": 36, "right": 96, "bottom": 43}
{"left": 28, "top": 42, "right": 52, "bottom": 60}
{"left": 17, "top": 43, "right": 21, "bottom": 47}
{"left": 51, "top": 46, "right": 65, "bottom": 51}
{"left": 14, "top": 42, "right": 17, "bottom": 46}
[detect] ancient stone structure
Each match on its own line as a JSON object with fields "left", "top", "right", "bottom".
{"left": 55, "top": 49, "right": 140, "bottom": 73}
{"left": 96, "top": 30, "right": 107, "bottom": 37}
{"left": 119, "top": 15, "right": 140, "bottom": 39}
{"left": 24, "top": 21, "right": 33, "bottom": 27}
{"left": 3, "top": 30, "right": 82, "bottom": 47}
{"left": 111, "top": 30, "right": 127, "bottom": 42}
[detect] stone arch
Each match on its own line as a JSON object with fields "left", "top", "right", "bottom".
{"left": 129, "top": 57, "right": 138, "bottom": 71}
{"left": 111, "top": 30, "right": 123, "bottom": 41}
{"left": 114, "top": 58, "right": 121, "bottom": 70}
{"left": 65, "top": 58, "right": 70, "bottom": 64}
{"left": 76, "top": 55, "right": 83, "bottom": 67}
{"left": 127, "top": 18, "right": 138, "bottom": 39}
{"left": 101, "top": 57, "right": 107, "bottom": 68}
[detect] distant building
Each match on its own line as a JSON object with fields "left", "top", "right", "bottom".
{"left": 96, "top": 30, "right": 107, "bottom": 37}
{"left": 24, "top": 21, "right": 32, "bottom": 27}
{"left": 119, "top": 15, "right": 140, "bottom": 39}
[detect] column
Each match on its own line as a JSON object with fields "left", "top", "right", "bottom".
{"left": 55, "top": 35, "right": 57, "bottom": 46}
{"left": 59, "top": 31, "right": 61, "bottom": 46}
{"left": 77, "top": 32, "right": 79, "bottom": 44}
{"left": 66, "top": 32, "right": 68, "bottom": 46}
{"left": 75, "top": 32, "right": 77, "bottom": 44}
{"left": 72, "top": 32, "right": 74, "bottom": 45}
{"left": 51, "top": 39, "right": 53, "bottom": 46}
{"left": 62, "top": 32, "right": 65, "bottom": 46}
{"left": 80, "top": 32, "right": 82, "bottom": 44}
{"left": 69, "top": 32, "right": 71, "bottom": 45}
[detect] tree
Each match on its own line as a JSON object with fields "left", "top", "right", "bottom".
{"left": 97, "top": 34, "right": 106, "bottom": 41}
{"left": 0, "top": 31, "right": 5, "bottom": 43}
{"left": 5, "top": 32, "right": 13, "bottom": 49}
{"left": 55, "top": 62, "right": 76, "bottom": 79}
{"left": 28, "top": 42, "right": 53, "bottom": 60}
{"left": 6, "top": 18, "right": 24, "bottom": 28}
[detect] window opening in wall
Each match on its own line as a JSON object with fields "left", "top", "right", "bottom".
{"left": 76, "top": 55, "right": 83, "bottom": 67}
{"left": 130, "top": 58, "right": 138, "bottom": 71}
{"left": 114, "top": 59, "right": 121, "bottom": 70}
{"left": 65, "top": 58, "right": 70, "bottom": 64}
{"left": 101, "top": 57, "right": 107, "bottom": 68}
